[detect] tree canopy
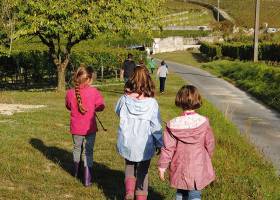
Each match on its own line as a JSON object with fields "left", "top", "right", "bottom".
{"left": 0, "top": 0, "right": 18, "bottom": 54}
{"left": 13, "top": 0, "right": 165, "bottom": 91}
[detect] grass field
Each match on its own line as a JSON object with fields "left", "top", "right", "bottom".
{"left": 154, "top": 49, "right": 207, "bottom": 67}
{"left": 162, "top": 1, "right": 216, "bottom": 26}
{"left": 176, "top": 0, "right": 280, "bottom": 27}
{"left": 0, "top": 72, "right": 280, "bottom": 199}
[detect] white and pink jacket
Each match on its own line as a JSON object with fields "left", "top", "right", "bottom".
{"left": 158, "top": 112, "right": 215, "bottom": 190}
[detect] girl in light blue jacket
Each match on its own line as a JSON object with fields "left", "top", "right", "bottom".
{"left": 115, "top": 66, "right": 163, "bottom": 200}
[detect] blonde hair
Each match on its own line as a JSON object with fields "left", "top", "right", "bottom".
{"left": 125, "top": 65, "right": 155, "bottom": 97}
{"left": 73, "top": 64, "right": 93, "bottom": 114}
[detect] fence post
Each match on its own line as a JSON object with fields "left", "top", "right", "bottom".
{"left": 115, "top": 69, "right": 118, "bottom": 81}
{"left": 101, "top": 65, "right": 104, "bottom": 81}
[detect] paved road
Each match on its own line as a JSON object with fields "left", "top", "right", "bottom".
{"left": 162, "top": 59, "right": 280, "bottom": 174}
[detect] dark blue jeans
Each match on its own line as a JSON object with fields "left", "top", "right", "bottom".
{"left": 176, "top": 189, "right": 201, "bottom": 200}
{"left": 159, "top": 77, "right": 166, "bottom": 93}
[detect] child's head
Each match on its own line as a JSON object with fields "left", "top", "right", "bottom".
{"left": 125, "top": 65, "right": 155, "bottom": 97}
{"left": 73, "top": 64, "right": 94, "bottom": 114}
{"left": 73, "top": 64, "right": 93, "bottom": 86}
{"left": 175, "top": 85, "right": 202, "bottom": 110}
{"left": 128, "top": 53, "right": 133, "bottom": 60}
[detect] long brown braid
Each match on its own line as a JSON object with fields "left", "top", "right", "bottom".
{"left": 73, "top": 64, "right": 93, "bottom": 114}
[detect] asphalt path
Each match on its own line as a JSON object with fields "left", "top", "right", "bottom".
{"left": 158, "top": 59, "right": 280, "bottom": 174}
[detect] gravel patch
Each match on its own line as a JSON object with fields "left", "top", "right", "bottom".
{"left": 0, "top": 104, "right": 46, "bottom": 116}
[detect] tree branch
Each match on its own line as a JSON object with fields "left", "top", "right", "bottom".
{"left": 37, "top": 33, "right": 51, "bottom": 47}
{"left": 66, "top": 33, "right": 90, "bottom": 53}
{"left": 36, "top": 33, "right": 60, "bottom": 66}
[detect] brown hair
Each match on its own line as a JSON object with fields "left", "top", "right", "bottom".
{"left": 175, "top": 85, "right": 202, "bottom": 110}
{"left": 125, "top": 65, "right": 155, "bottom": 97}
{"left": 73, "top": 64, "right": 93, "bottom": 114}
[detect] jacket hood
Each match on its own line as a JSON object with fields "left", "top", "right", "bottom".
{"left": 166, "top": 119, "right": 209, "bottom": 144}
{"left": 123, "top": 95, "right": 156, "bottom": 120}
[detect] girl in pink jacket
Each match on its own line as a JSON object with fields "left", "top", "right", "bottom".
{"left": 66, "top": 65, "right": 105, "bottom": 187}
{"left": 158, "top": 85, "right": 215, "bottom": 200}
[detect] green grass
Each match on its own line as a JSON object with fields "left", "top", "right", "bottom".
{"left": 180, "top": 0, "right": 280, "bottom": 27}
{"left": 0, "top": 74, "right": 280, "bottom": 199}
{"left": 164, "top": 0, "right": 213, "bottom": 15}
{"left": 154, "top": 49, "right": 208, "bottom": 67}
{"left": 152, "top": 30, "right": 211, "bottom": 38}
{"left": 162, "top": 0, "right": 216, "bottom": 26}
{"left": 202, "top": 60, "right": 280, "bottom": 112}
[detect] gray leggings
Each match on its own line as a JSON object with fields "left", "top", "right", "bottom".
{"left": 125, "top": 159, "right": 151, "bottom": 195}
{"left": 72, "top": 134, "right": 96, "bottom": 167}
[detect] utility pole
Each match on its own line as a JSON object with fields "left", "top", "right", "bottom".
{"left": 217, "top": 0, "right": 220, "bottom": 22}
{"left": 253, "top": 0, "right": 260, "bottom": 62}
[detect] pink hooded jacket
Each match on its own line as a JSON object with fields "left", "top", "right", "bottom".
{"left": 65, "top": 85, "right": 105, "bottom": 135}
{"left": 158, "top": 112, "right": 215, "bottom": 190}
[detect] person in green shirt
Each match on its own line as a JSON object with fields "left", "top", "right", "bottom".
{"left": 147, "top": 57, "right": 156, "bottom": 74}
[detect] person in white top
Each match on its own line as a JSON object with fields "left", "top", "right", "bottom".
{"left": 157, "top": 60, "right": 169, "bottom": 93}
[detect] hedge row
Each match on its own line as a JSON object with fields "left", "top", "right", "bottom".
{"left": 200, "top": 42, "right": 280, "bottom": 62}
{"left": 202, "top": 60, "right": 280, "bottom": 111}
{"left": 152, "top": 30, "right": 211, "bottom": 38}
{"left": 0, "top": 47, "right": 146, "bottom": 87}
{"left": 199, "top": 42, "right": 221, "bottom": 60}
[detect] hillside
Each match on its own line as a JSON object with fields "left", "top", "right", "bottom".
{"left": 163, "top": 0, "right": 216, "bottom": 26}
{"left": 175, "top": 0, "right": 280, "bottom": 27}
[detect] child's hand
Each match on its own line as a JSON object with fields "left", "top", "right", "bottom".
{"left": 158, "top": 168, "right": 166, "bottom": 181}
{"left": 156, "top": 147, "right": 161, "bottom": 155}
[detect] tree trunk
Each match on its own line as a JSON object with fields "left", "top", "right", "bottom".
{"left": 55, "top": 55, "right": 70, "bottom": 92}
{"left": 9, "top": 36, "right": 13, "bottom": 57}
{"left": 57, "top": 65, "right": 66, "bottom": 92}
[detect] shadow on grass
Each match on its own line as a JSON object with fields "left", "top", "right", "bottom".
{"left": 191, "top": 52, "right": 209, "bottom": 64}
{"left": 29, "top": 138, "right": 164, "bottom": 200}
{"left": 0, "top": 82, "right": 56, "bottom": 92}
{"left": 98, "top": 88, "right": 124, "bottom": 95}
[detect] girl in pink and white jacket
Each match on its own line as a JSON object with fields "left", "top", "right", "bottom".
{"left": 66, "top": 65, "right": 105, "bottom": 187}
{"left": 158, "top": 85, "right": 215, "bottom": 200}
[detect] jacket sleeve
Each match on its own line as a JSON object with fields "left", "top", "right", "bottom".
{"left": 65, "top": 91, "right": 71, "bottom": 111}
{"left": 156, "top": 66, "right": 161, "bottom": 76}
{"left": 94, "top": 89, "right": 105, "bottom": 112}
{"left": 151, "top": 102, "right": 163, "bottom": 148}
{"left": 115, "top": 96, "right": 124, "bottom": 117}
{"left": 205, "top": 121, "right": 215, "bottom": 158}
{"left": 158, "top": 127, "right": 177, "bottom": 169}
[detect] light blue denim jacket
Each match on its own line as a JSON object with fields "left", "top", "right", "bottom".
{"left": 115, "top": 95, "right": 163, "bottom": 162}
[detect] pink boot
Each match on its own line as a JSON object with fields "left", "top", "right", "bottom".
{"left": 136, "top": 195, "right": 147, "bottom": 200}
{"left": 125, "top": 177, "right": 136, "bottom": 200}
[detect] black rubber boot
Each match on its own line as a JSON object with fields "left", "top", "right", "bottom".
{"left": 73, "top": 162, "right": 80, "bottom": 178}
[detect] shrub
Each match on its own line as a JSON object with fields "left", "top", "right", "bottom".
{"left": 201, "top": 42, "right": 280, "bottom": 63}
{"left": 200, "top": 42, "right": 221, "bottom": 60}
{"left": 203, "top": 60, "right": 280, "bottom": 111}
{"left": 221, "top": 43, "right": 240, "bottom": 59}
{"left": 259, "top": 43, "right": 280, "bottom": 62}
{"left": 0, "top": 47, "right": 146, "bottom": 88}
